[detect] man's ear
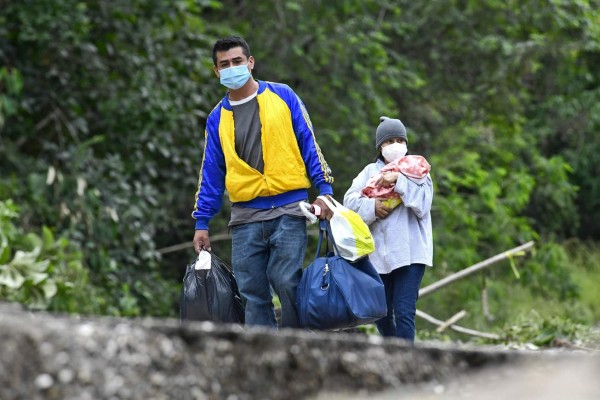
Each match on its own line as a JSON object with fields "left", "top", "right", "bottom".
{"left": 248, "top": 56, "right": 255, "bottom": 71}
{"left": 213, "top": 65, "right": 220, "bottom": 78}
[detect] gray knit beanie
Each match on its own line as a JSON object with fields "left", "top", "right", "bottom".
{"left": 375, "top": 116, "right": 407, "bottom": 150}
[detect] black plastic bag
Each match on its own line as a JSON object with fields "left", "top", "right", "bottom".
{"left": 180, "top": 252, "right": 245, "bottom": 324}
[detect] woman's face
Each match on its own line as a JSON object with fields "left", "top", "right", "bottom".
{"left": 380, "top": 137, "right": 406, "bottom": 149}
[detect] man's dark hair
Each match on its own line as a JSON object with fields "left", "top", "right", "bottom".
{"left": 212, "top": 36, "right": 251, "bottom": 66}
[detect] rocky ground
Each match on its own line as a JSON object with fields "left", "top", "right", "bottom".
{"left": 1, "top": 302, "right": 597, "bottom": 400}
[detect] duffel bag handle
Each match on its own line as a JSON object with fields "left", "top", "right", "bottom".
{"left": 314, "top": 220, "right": 342, "bottom": 260}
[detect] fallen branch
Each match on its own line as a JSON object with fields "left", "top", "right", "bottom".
{"left": 436, "top": 309, "right": 467, "bottom": 333}
{"left": 157, "top": 233, "right": 232, "bottom": 254}
{"left": 157, "top": 227, "right": 322, "bottom": 254}
{"left": 416, "top": 309, "right": 500, "bottom": 340}
{"left": 419, "top": 241, "right": 535, "bottom": 298}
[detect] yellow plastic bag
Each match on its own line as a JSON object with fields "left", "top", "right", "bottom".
{"left": 380, "top": 197, "right": 402, "bottom": 209}
{"left": 318, "top": 196, "right": 375, "bottom": 261}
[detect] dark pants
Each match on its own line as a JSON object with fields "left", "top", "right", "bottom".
{"left": 375, "top": 264, "right": 426, "bottom": 341}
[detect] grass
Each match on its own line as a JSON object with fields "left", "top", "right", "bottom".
{"left": 416, "top": 239, "right": 600, "bottom": 347}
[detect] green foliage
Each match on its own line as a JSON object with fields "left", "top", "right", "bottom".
{"left": 501, "top": 311, "right": 600, "bottom": 349}
{"left": 0, "top": 200, "right": 92, "bottom": 312}
{"left": 563, "top": 239, "right": 600, "bottom": 322}
{"left": 418, "top": 238, "right": 600, "bottom": 345}
{"left": 0, "top": 0, "right": 217, "bottom": 316}
{"left": 520, "top": 242, "right": 580, "bottom": 300}
{"left": 0, "top": 0, "right": 599, "bottom": 336}
{"left": 0, "top": 67, "right": 22, "bottom": 130}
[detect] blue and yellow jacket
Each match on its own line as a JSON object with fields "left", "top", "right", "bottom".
{"left": 192, "top": 80, "right": 334, "bottom": 230}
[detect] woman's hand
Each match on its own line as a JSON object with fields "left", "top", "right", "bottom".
{"left": 375, "top": 199, "right": 393, "bottom": 219}
{"left": 376, "top": 171, "right": 400, "bottom": 187}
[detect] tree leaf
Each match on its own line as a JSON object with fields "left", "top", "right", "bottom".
{"left": 42, "top": 280, "right": 58, "bottom": 299}
{"left": 0, "top": 265, "right": 25, "bottom": 289}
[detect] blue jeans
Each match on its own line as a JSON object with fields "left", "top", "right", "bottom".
{"left": 376, "top": 264, "right": 426, "bottom": 342}
{"left": 231, "top": 215, "right": 307, "bottom": 329}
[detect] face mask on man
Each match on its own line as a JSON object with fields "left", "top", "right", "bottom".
{"left": 381, "top": 142, "right": 407, "bottom": 162}
{"left": 219, "top": 64, "right": 251, "bottom": 90}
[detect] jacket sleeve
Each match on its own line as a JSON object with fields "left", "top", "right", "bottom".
{"left": 191, "top": 114, "right": 226, "bottom": 230}
{"left": 287, "top": 88, "right": 334, "bottom": 195}
{"left": 394, "top": 173, "right": 434, "bottom": 219}
{"left": 343, "top": 165, "right": 378, "bottom": 226}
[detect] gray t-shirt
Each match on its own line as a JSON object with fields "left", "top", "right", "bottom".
{"left": 228, "top": 90, "right": 306, "bottom": 227}
{"left": 229, "top": 201, "right": 306, "bottom": 227}
{"left": 232, "top": 95, "right": 264, "bottom": 173}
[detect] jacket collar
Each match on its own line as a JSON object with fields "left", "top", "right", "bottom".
{"left": 221, "top": 80, "right": 266, "bottom": 111}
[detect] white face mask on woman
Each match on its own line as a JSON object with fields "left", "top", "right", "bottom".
{"left": 381, "top": 142, "right": 407, "bottom": 162}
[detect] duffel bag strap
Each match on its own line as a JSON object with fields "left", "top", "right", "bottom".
{"left": 316, "top": 220, "right": 341, "bottom": 258}
{"left": 314, "top": 220, "right": 336, "bottom": 259}
{"left": 314, "top": 220, "right": 326, "bottom": 259}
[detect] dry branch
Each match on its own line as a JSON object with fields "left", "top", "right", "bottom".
{"left": 416, "top": 309, "right": 500, "bottom": 340}
{"left": 419, "top": 241, "right": 535, "bottom": 298}
{"left": 436, "top": 310, "right": 467, "bottom": 333}
{"left": 157, "top": 228, "right": 322, "bottom": 254}
{"left": 157, "top": 233, "right": 231, "bottom": 254}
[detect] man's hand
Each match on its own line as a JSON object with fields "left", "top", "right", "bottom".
{"left": 375, "top": 200, "right": 393, "bottom": 219}
{"left": 312, "top": 196, "right": 334, "bottom": 220}
{"left": 193, "top": 230, "right": 211, "bottom": 254}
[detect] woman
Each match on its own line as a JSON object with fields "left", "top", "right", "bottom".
{"left": 343, "top": 116, "right": 434, "bottom": 342}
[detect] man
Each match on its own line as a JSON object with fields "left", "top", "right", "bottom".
{"left": 192, "top": 36, "right": 334, "bottom": 329}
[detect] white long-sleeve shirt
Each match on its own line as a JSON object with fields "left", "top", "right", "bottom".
{"left": 343, "top": 159, "right": 434, "bottom": 274}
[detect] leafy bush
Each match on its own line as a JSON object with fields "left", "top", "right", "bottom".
{"left": 0, "top": 199, "right": 92, "bottom": 312}
{"left": 501, "top": 311, "right": 600, "bottom": 349}
{"left": 1, "top": 0, "right": 598, "bottom": 328}
{"left": 0, "top": 0, "right": 216, "bottom": 316}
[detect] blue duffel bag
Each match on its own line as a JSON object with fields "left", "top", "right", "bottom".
{"left": 296, "top": 221, "right": 387, "bottom": 330}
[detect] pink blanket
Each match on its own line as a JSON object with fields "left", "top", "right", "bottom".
{"left": 362, "top": 155, "right": 431, "bottom": 200}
